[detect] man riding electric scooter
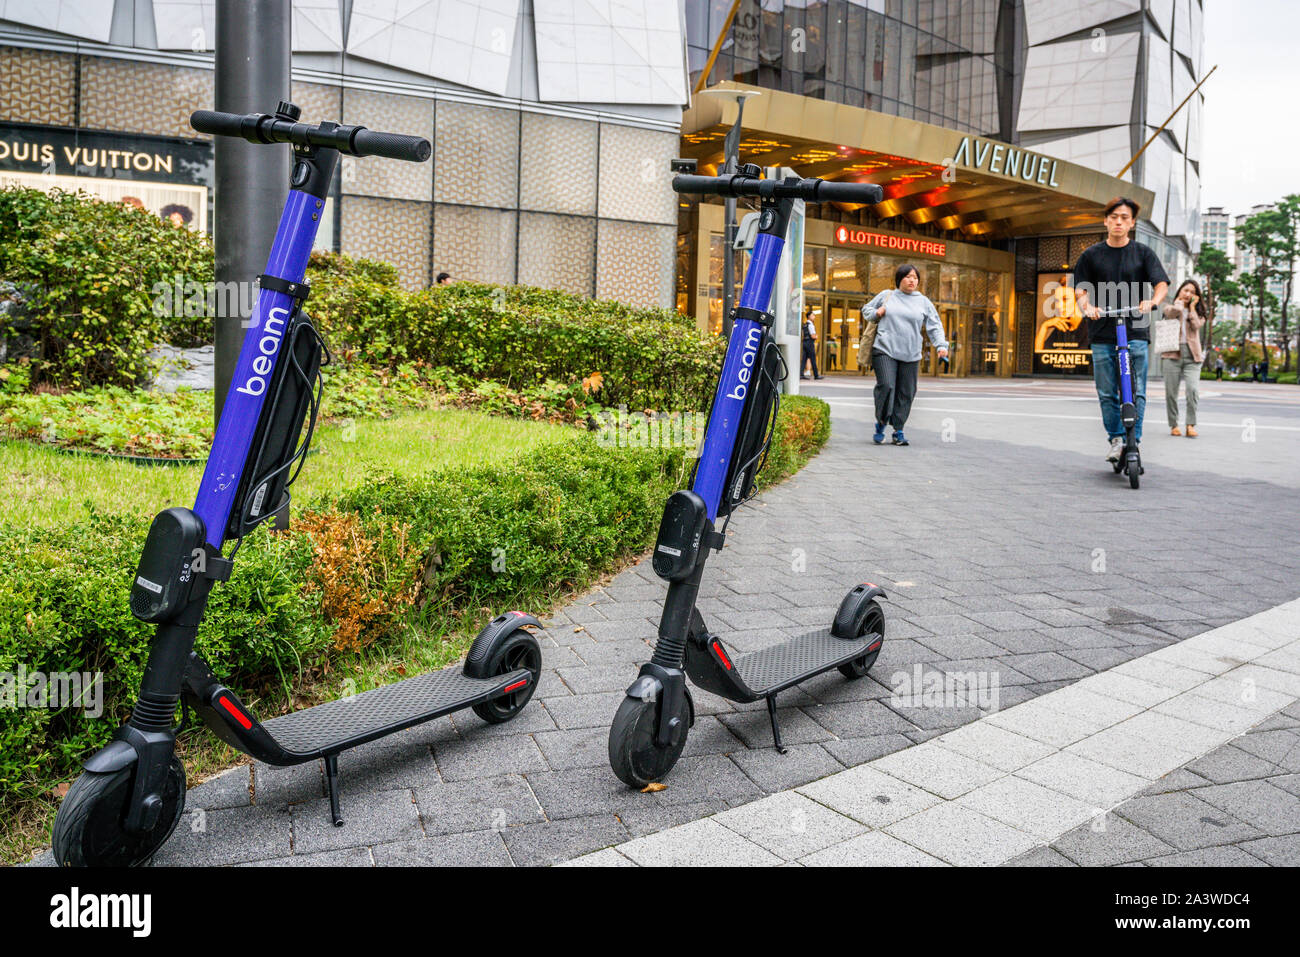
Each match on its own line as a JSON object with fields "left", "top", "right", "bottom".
{"left": 1070, "top": 197, "right": 1169, "bottom": 464}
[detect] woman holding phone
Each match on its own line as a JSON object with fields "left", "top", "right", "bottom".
{"left": 1161, "top": 279, "right": 1208, "bottom": 436}
{"left": 863, "top": 263, "right": 949, "bottom": 445}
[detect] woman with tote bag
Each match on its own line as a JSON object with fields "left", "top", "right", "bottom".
{"left": 863, "top": 264, "right": 949, "bottom": 445}
{"left": 1160, "top": 279, "right": 1208, "bottom": 436}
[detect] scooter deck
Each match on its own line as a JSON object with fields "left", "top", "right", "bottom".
{"left": 683, "top": 627, "right": 882, "bottom": 754}
{"left": 687, "top": 627, "right": 880, "bottom": 703}
{"left": 260, "top": 667, "right": 531, "bottom": 757}
{"left": 732, "top": 629, "right": 879, "bottom": 696}
{"left": 185, "top": 653, "right": 531, "bottom": 764}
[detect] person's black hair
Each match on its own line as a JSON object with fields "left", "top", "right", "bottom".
{"left": 436, "top": 272, "right": 451, "bottom": 283}
{"left": 1175, "top": 278, "right": 1208, "bottom": 319}
{"left": 894, "top": 263, "right": 919, "bottom": 288}
{"left": 160, "top": 203, "right": 193, "bottom": 224}
{"left": 1104, "top": 196, "right": 1140, "bottom": 219}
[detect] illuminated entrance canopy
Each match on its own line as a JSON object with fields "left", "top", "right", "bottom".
{"left": 834, "top": 226, "right": 946, "bottom": 258}
{"left": 681, "top": 83, "right": 1154, "bottom": 239}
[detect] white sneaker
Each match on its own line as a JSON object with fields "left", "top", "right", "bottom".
{"left": 1106, "top": 437, "right": 1123, "bottom": 462}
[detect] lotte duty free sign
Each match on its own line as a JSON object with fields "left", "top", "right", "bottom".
{"left": 834, "top": 226, "right": 946, "bottom": 259}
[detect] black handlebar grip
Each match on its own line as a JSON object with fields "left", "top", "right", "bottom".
{"left": 671, "top": 174, "right": 733, "bottom": 196}
{"left": 812, "top": 180, "right": 884, "bottom": 205}
{"left": 349, "top": 128, "right": 431, "bottom": 162}
{"left": 190, "top": 110, "right": 248, "bottom": 138}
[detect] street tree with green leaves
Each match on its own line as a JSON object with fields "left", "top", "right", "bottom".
{"left": 1273, "top": 194, "right": 1299, "bottom": 372}
{"left": 1234, "top": 209, "right": 1286, "bottom": 373}
{"left": 1194, "top": 243, "right": 1236, "bottom": 350}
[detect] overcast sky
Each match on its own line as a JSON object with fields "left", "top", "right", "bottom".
{"left": 1199, "top": 0, "right": 1297, "bottom": 215}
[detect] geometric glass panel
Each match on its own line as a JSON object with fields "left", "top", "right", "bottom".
{"left": 533, "top": 0, "right": 686, "bottom": 104}
{"left": 347, "top": 0, "right": 519, "bottom": 96}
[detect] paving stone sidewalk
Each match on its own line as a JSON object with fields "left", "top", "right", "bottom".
{"left": 567, "top": 601, "right": 1300, "bottom": 866}
{"left": 28, "top": 405, "right": 1300, "bottom": 867}
{"left": 1014, "top": 703, "right": 1300, "bottom": 867}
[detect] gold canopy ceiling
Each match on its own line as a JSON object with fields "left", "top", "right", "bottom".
{"left": 683, "top": 82, "right": 1154, "bottom": 241}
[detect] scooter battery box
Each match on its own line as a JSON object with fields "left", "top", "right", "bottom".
{"left": 226, "top": 310, "right": 324, "bottom": 540}
{"left": 652, "top": 490, "right": 708, "bottom": 581}
{"left": 130, "top": 507, "right": 207, "bottom": 623}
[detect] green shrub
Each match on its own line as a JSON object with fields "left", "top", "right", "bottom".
{"left": 0, "top": 187, "right": 214, "bottom": 388}
{"left": 309, "top": 277, "right": 725, "bottom": 412}
{"left": 0, "top": 189, "right": 720, "bottom": 408}
{"left": 756, "top": 394, "right": 832, "bottom": 489}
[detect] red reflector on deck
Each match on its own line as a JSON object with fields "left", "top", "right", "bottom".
{"left": 218, "top": 695, "right": 253, "bottom": 730}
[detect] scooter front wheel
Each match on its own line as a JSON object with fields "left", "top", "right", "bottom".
{"left": 1128, "top": 458, "right": 1141, "bottom": 489}
{"left": 609, "top": 695, "right": 688, "bottom": 788}
{"left": 52, "top": 757, "right": 186, "bottom": 867}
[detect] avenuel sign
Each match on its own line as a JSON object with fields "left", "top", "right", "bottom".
{"left": 834, "top": 226, "right": 946, "bottom": 258}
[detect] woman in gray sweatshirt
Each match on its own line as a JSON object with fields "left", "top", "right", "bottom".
{"left": 862, "top": 263, "right": 949, "bottom": 445}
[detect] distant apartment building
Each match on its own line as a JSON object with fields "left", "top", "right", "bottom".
{"left": 1200, "top": 206, "right": 1237, "bottom": 323}
{"left": 1201, "top": 206, "right": 1230, "bottom": 255}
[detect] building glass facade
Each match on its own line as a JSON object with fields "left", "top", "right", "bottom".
{"left": 685, "top": 0, "right": 1013, "bottom": 138}
{"left": 682, "top": 0, "right": 1204, "bottom": 377}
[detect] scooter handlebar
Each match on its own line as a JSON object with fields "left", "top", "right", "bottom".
{"left": 349, "top": 128, "right": 432, "bottom": 163}
{"left": 810, "top": 179, "right": 885, "bottom": 205}
{"left": 190, "top": 110, "right": 431, "bottom": 162}
{"left": 672, "top": 173, "right": 882, "bottom": 205}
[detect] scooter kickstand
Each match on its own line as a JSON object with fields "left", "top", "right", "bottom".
{"left": 766, "top": 695, "right": 787, "bottom": 755}
{"left": 324, "top": 753, "right": 344, "bottom": 827}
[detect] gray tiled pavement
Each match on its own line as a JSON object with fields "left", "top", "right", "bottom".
{"left": 29, "top": 380, "right": 1300, "bottom": 867}
{"left": 1008, "top": 700, "right": 1300, "bottom": 866}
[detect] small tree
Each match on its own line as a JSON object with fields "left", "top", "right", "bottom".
{"left": 1234, "top": 210, "right": 1286, "bottom": 373}
{"left": 1274, "top": 194, "right": 1300, "bottom": 373}
{"left": 1195, "top": 244, "right": 1235, "bottom": 350}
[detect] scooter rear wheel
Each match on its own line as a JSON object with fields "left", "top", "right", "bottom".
{"left": 838, "top": 599, "right": 885, "bottom": 679}
{"left": 52, "top": 757, "right": 186, "bottom": 867}
{"left": 471, "top": 630, "right": 542, "bottom": 724}
{"left": 609, "top": 695, "right": 689, "bottom": 788}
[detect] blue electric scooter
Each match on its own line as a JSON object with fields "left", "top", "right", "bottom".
{"left": 607, "top": 166, "right": 887, "bottom": 787}
{"left": 52, "top": 103, "right": 543, "bottom": 866}
{"left": 1097, "top": 307, "right": 1145, "bottom": 489}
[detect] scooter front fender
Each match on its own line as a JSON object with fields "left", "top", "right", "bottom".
{"left": 81, "top": 738, "right": 139, "bottom": 774}
{"left": 625, "top": 674, "right": 661, "bottom": 702}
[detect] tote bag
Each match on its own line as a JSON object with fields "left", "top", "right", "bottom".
{"left": 1153, "top": 310, "right": 1182, "bottom": 354}
{"left": 857, "top": 291, "right": 893, "bottom": 372}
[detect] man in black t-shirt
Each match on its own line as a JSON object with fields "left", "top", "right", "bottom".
{"left": 1070, "top": 197, "right": 1170, "bottom": 462}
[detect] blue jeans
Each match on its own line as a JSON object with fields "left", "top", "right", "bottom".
{"left": 1091, "top": 341, "right": 1148, "bottom": 441}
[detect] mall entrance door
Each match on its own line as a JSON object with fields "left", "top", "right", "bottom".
{"left": 824, "top": 296, "right": 866, "bottom": 374}
{"left": 968, "top": 308, "right": 1000, "bottom": 376}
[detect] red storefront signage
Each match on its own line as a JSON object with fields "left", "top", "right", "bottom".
{"left": 834, "top": 226, "right": 946, "bottom": 258}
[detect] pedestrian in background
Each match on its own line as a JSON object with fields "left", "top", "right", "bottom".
{"left": 436, "top": 272, "right": 453, "bottom": 285}
{"left": 800, "top": 308, "right": 822, "bottom": 380}
{"left": 1215, "top": 354, "right": 1224, "bottom": 380}
{"left": 864, "top": 264, "right": 949, "bottom": 446}
{"left": 1161, "top": 279, "right": 1207, "bottom": 437}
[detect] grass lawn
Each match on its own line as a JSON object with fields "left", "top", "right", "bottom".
{"left": 0, "top": 407, "right": 573, "bottom": 529}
